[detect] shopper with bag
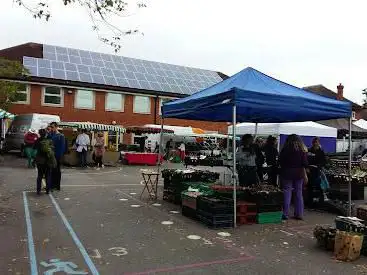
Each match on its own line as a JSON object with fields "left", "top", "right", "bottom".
{"left": 33, "top": 129, "right": 56, "bottom": 195}
{"left": 307, "top": 137, "right": 328, "bottom": 205}
{"left": 279, "top": 134, "right": 308, "bottom": 220}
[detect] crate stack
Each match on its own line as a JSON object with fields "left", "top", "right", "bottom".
{"left": 236, "top": 201, "right": 257, "bottom": 225}
{"left": 162, "top": 169, "right": 219, "bottom": 205}
{"left": 197, "top": 196, "right": 234, "bottom": 228}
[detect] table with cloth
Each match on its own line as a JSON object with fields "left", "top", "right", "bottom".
{"left": 124, "top": 152, "right": 163, "bottom": 166}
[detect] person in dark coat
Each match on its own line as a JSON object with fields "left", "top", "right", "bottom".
{"left": 263, "top": 135, "right": 279, "bottom": 186}
{"left": 307, "top": 137, "right": 327, "bottom": 205}
{"left": 33, "top": 129, "right": 56, "bottom": 194}
{"left": 48, "top": 122, "right": 66, "bottom": 191}
{"left": 254, "top": 137, "right": 265, "bottom": 182}
{"left": 279, "top": 134, "right": 308, "bottom": 220}
{"left": 236, "top": 134, "right": 259, "bottom": 187}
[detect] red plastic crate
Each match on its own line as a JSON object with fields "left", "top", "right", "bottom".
{"left": 237, "top": 201, "right": 257, "bottom": 214}
{"left": 237, "top": 214, "right": 256, "bottom": 225}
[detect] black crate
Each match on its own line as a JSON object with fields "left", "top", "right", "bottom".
{"left": 182, "top": 205, "right": 197, "bottom": 220}
{"left": 197, "top": 196, "right": 234, "bottom": 215}
{"left": 163, "top": 190, "right": 181, "bottom": 205}
{"left": 248, "top": 191, "right": 283, "bottom": 206}
{"left": 257, "top": 204, "right": 282, "bottom": 213}
{"left": 197, "top": 209, "right": 234, "bottom": 223}
{"left": 198, "top": 214, "right": 234, "bottom": 229}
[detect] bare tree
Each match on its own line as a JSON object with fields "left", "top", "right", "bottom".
{"left": 13, "top": 0, "right": 146, "bottom": 52}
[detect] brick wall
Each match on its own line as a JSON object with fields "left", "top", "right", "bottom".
{"left": 9, "top": 84, "right": 228, "bottom": 143}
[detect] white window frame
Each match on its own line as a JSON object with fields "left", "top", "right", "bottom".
{"left": 352, "top": 111, "right": 356, "bottom": 121}
{"left": 14, "top": 84, "right": 30, "bottom": 104}
{"left": 42, "top": 86, "right": 64, "bottom": 107}
{"left": 75, "top": 89, "right": 95, "bottom": 110}
{"left": 159, "top": 97, "right": 176, "bottom": 115}
{"left": 105, "top": 92, "right": 125, "bottom": 112}
{"left": 133, "top": 95, "right": 151, "bottom": 114}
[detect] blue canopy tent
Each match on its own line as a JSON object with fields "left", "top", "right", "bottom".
{"left": 159, "top": 67, "right": 353, "bottom": 223}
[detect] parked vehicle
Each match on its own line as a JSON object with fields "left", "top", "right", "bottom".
{"left": 4, "top": 113, "right": 60, "bottom": 154}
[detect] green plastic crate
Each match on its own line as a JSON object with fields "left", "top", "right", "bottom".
{"left": 257, "top": 211, "right": 282, "bottom": 224}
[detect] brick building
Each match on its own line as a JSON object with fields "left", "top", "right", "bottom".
{"left": 0, "top": 43, "right": 229, "bottom": 143}
{"left": 303, "top": 83, "right": 362, "bottom": 120}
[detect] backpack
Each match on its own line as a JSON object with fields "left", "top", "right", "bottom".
{"left": 35, "top": 139, "right": 57, "bottom": 168}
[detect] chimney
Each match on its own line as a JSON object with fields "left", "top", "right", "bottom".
{"left": 337, "top": 83, "right": 344, "bottom": 100}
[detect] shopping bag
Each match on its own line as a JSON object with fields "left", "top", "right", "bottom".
{"left": 320, "top": 170, "right": 329, "bottom": 191}
{"left": 42, "top": 178, "right": 46, "bottom": 189}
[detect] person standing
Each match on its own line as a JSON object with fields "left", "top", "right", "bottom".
{"left": 49, "top": 122, "right": 66, "bottom": 191}
{"left": 93, "top": 132, "right": 105, "bottom": 169}
{"left": 178, "top": 142, "right": 186, "bottom": 162}
{"left": 76, "top": 129, "right": 90, "bottom": 168}
{"left": 24, "top": 129, "right": 38, "bottom": 168}
{"left": 307, "top": 137, "right": 328, "bottom": 205}
{"left": 263, "top": 135, "right": 279, "bottom": 186}
{"left": 33, "top": 129, "right": 56, "bottom": 194}
{"left": 279, "top": 134, "right": 308, "bottom": 220}
{"left": 236, "top": 134, "right": 259, "bottom": 187}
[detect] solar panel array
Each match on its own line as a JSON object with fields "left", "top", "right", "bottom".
{"left": 22, "top": 44, "right": 223, "bottom": 95}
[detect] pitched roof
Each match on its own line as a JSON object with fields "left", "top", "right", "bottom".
{"left": 0, "top": 42, "right": 227, "bottom": 98}
{"left": 303, "top": 84, "right": 361, "bottom": 110}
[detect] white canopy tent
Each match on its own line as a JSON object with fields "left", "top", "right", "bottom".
{"left": 229, "top": 121, "right": 337, "bottom": 138}
{"left": 353, "top": 119, "right": 367, "bottom": 130}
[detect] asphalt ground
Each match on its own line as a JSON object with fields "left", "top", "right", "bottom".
{"left": 1, "top": 155, "right": 367, "bottom": 275}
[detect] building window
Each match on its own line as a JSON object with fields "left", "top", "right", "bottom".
{"left": 133, "top": 96, "right": 151, "bottom": 114}
{"left": 75, "top": 89, "right": 95, "bottom": 110}
{"left": 42, "top": 86, "right": 63, "bottom": 106}
{"left": 14, "top": 83, "right": 30, "bottom": 104}
{"left": 159, "top": 97, "right": 173, "bottom": 115}
{"left": 105, "top": 92, "right": 124, "bottom": 112}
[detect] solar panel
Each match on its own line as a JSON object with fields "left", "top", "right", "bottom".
{"left": 22, "top": 44, "right": 223, "bottom": 95}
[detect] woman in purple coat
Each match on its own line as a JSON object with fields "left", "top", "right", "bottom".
{"left": 279, "top": 134, "right": 308, "bottom": 220}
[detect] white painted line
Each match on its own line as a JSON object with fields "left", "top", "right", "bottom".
{"left": 63, "top": 168, "right": 122, "bottom": 176}
{"left": 119, "top": 198, "right": 128, "bottom": 201}
{"left": 129, "top": 192, "right": 137, "bottom": 195}
{"left": 130, "top": 205, "right": 141, "bottom": 208}
{"left": 64, "top": 198, "right": 70, "bottom": 201}
{"left": 22, "top": 192, "right": 38, "bottom": 275}
{"left": 49, "top": 194, "right": 100, "bottom": 275}
{"left": 279, "top": 230, "right": 295, "bottom": 236}
{"left": 152, "top": 203, "right": 162, "bottom": 207}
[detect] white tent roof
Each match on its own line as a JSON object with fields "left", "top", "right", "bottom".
{"left": 353, "top": 119, "right": 367, "bottom": 130}
{"left": 228, "top": 121, "right": 337, "bottom": 138}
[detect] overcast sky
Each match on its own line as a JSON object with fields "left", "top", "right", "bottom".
{"left": 1, "top": 0, "right": 367, "bottom": 104}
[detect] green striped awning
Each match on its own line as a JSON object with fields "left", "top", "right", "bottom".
{"left": 59, "top": 121, "right": 126, "bottom": 133}
{"left": 0, "top": 109, "right": 15, "bottom": 119}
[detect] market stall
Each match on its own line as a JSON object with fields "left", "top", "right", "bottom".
{"left": 121, "top": 126, "right": 173, "bottom": 165}
{"left": 0, "top": 109, "right": 15, "bottom": 150}
{"left": 58, "top": 121, "right": 125, "bottom": 166}
{"left": 160, "top": 67, "right": 352, "bottom": 228}
{"left": 231, "top": 121, "right": 338, "bottom": 153}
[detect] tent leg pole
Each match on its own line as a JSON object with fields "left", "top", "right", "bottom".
{"left": 348, "top": 116, "right": 352, "bottom": 216}
{"left": 232, "top": 105, "right": 237, "bottom": 228}
{"left": 254, "top": 122, "right": 258, "bottom": 138}
{"left": 157, "top": 119, "right": 164, "bottom": 175}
